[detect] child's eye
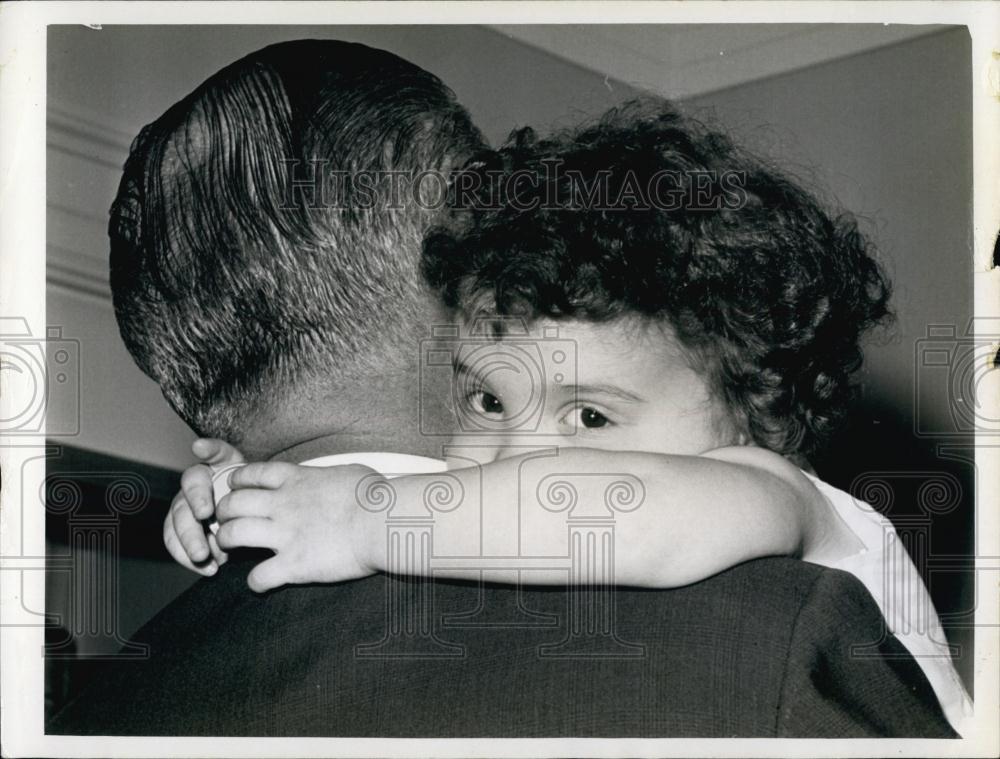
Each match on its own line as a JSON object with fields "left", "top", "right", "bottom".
{"left": 467, "top": 390, "right": 504, "bottom": 416}
{"left": 559, "top": 406, "right": 612, "bottom": 430}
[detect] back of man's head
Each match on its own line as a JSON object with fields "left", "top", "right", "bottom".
{"left": 110, "top": 40, "right": 484, "bottom": 444}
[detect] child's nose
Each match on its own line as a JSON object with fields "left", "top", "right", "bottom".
{"left": 492, "top": 432, "right": 568, "bottom": 461}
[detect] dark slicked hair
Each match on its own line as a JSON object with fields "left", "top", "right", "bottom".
{"left": 110, "top": 39, "right": 484, "bottom": 441}
{"left": 424, "top": 100, "right": 891, "bottom": 461}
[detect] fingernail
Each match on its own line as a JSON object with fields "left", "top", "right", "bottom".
{"left": 206, "top": 562, "right": 218, "bottom": 575}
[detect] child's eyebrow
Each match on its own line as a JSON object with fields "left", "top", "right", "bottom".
{"left": 564, "top": 383, "right": 646, "bottom": 403}
{"left": 452, "top": 358, "right": 474, "bottom": 376}
{"left": 452, "top": 358, "right": 488, "bottom": 385}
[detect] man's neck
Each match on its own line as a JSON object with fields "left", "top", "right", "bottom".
{"left": 268, "top": 430, "right": 444, "bottom": 464}
{"left": 238, "top": 364, "right": 453, "bottom": 464}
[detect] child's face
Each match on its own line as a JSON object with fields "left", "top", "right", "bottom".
{"left": 448, "top": 318, "right": 738, "bottom": 461}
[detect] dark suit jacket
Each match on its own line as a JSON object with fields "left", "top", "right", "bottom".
{"left": 49, "top": 556, "right": 954, "bottom": 737}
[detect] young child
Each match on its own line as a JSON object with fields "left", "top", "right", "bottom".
{"left": 164, "top": 101, "right": 971, "bottom": 731}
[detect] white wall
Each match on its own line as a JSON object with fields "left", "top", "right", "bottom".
{"left": 689, "top": 28, "right": 973, "bottom": 421}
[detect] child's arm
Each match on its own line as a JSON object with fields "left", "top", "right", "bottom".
{"left": 215, "top": 445, "right": 848, "bottom": 592}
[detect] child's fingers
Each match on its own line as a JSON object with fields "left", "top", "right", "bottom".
{"left": 180, "top": 464, "right": 217, "bottom": 521}
{"left": 192, "top": 438, "right": 246, "bottom": 467}
{"left": 216, "top": 489, "right": 275, "bottom": 523}
{"left": 163, "top": 511, "right": 196, "bottom": 571}
{"left": 229, "top": 461, "right": 297, "bottom": 491}
{"left": 215, "top": 516, "right": 282, "bottom": 552}
{"left": 246, "top": 556, "right": 291, "bottom": 593}
{"left": 207, "top": 532, "right": 229, "bottom": 566}
{"left": 170, "top": 494, "right": 212, "bottom": 565}
{"left": 163, "top": 505, "right": 217, "bottom": 576}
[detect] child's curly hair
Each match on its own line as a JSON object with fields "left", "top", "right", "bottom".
{"left": 423, "top": 100, "right": 891, "bottom": 461}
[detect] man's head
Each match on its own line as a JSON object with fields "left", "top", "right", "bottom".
{"left": 110, "top": 40, "right": 484, "bottom": 453}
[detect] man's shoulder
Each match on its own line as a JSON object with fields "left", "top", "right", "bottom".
{"left": 49, "top": 556, "right": 877, "bottom": 737}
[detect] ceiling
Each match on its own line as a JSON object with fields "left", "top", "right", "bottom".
{"left": 488, "top": 23, "right": 946, "bottom": 99}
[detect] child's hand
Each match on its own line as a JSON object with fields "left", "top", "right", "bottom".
{"left": 163, "top": 438, "right": 245, "bottom": 575}
{"left": 214, "top": 462, "right": 383, "bottom": 593}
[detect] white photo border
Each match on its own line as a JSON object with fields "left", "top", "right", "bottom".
{"left": 1, "top": 2, "right": 997, "bottom": 757}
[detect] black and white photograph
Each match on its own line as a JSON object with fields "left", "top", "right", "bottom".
{"left": 1, "top": 2, "right": 998, "bottom": 757}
